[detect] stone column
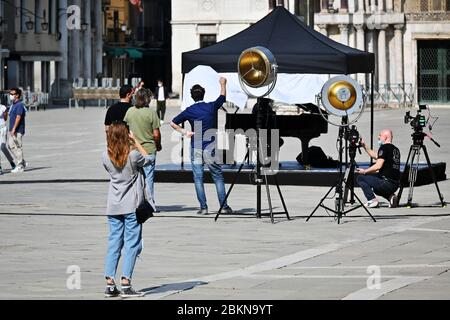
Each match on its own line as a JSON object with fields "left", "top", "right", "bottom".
{"left": 0, "top": 1, "right": 3, "bottom": 90}
{"left": 321, "top": 0, "right": 329, "bottom": 13}
{"left": 348, "top": 0, "right": 355, "bottom": 13}
{"left": 94, "top": 0, "right": 103, "bottom": 78}
{"left": 394, "top": 24, "right": 404, "bottom": 85}
{"left": 386, "top": 0, "right": 393, "bottom": 12}
{"left": 339, "top": 24, "right": 349, "bottom": 46}
{"left": 366, "top": 25, "right": 376, "bottom": 86}
{"left": 378, "top": 24, "right": 388, "bottom": 88}
{"left": 50, "top": 0, "right": 76, "bottom": 100}
{"left": 378, "top": 0, "right": 384, "bottom": 12}
{"left": 59, "top": 0, "right": 68, "bottom": 81}
{"left": 317, "top": 24, "right": 328, "bottom": 36}
{"left": 358, "top": 0, "right": 365, "bottom": 12}
{"left": 70, "top": 0, "right": 81, "bottom": 83}
{"left": 370, "top": 0, "right": 376, "bottom": 12}
{"left": 82, "top": 0, "right": 92, "bottom": 81}
{"left": 355, "top": 24, "right": 365, "bottom": 84}
{"left": 365, "top": 0, "right": 370, "bottom": 12}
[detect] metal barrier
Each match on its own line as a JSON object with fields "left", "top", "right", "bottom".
{"left": 23, "top": 91, "right": 49, "bottom": 111}
{"left": 364, "top": 83, "right": 415, "bottom": 107}
{"left": 69, "top": 77, "right": 142, "bottom": 109}
{"left": 1, "top": 92, "right": 49, "bottom": 111}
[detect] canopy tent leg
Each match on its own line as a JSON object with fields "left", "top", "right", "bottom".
{"left": 370, "top": 71, "right": 374, "bottom": 165}
{"left": 181, "top": 73, "right": 185, "bottom": 170}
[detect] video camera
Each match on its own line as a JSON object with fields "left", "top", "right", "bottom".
{"left": 404, "top": 105, "right": 427, "bottom": 132}
{"left": 345, "top": 125, "right": 360, "bottom": 147}
{"left": 345, "top": 125, "right": 362, "bottom": 160}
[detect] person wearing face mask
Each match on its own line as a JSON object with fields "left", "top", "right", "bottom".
{"left": 0, "top": 101, "right": 16, "bottom": 174}
{"left": 356, "top": 129, "right": 401, "bottom": 208}
{"left": 154, "top": 79, "right": 169, "bottom": 125}
{"left": 8, "top": 88, "right": 27, "bottom": 173}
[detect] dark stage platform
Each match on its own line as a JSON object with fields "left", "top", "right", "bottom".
{"left": 154, "top": 161, "right": 447, "bottom": 187}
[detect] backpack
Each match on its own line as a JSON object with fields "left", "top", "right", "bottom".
{"left": 296, "top": 146, "right": 340, "bottom": 168}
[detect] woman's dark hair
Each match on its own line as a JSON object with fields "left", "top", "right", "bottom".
{"left": 190, "top": 84, "right": 205, "bottom": 102}
{"left": 135, "top": 88, "right": 153, "bottom": 108}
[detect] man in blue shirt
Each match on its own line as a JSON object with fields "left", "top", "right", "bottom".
{"left": 171, "top": 77, "right": 233, "bottom": 215}
{"left": 8, "top": 88, "right": 27, "bottom": 173}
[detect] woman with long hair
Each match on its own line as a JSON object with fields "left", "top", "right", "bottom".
{"left": 102, "top": 121, "right": 150, "bottom": 298}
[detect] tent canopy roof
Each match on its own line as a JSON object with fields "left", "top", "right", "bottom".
{"left": 182, "top": 7, "right": 374, "bottom": 75}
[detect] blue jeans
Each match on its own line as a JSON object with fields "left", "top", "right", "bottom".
{"left": 104, "top": 212, "right": 142, "bottom": 280}
{"left": 143, "top": 154, "right": 156, "bottom": 202}
{"left": 191, "top": 148, "right": 228, "bottom": 209}
{"left": 357, "top": 175, "right": 399, "bottom": 201}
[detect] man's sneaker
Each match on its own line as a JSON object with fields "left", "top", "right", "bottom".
{"left": 365, "top": 199, "right": 379, "bottom": 208}
{"left": 389, "top": 194, "right": 398, "bottom": 208}
{"left": 160, "top": 120, "right": 164, "bottom": 125}
{"left": 11, "top": 166, "right": 24, "bottom": 173}
{"left": 104, "top": 284, "right": 120, "bottom": 298}
{"left": 23, "top": 161, "right": 28, "bottom": 168}
{"left": 120, "top": 285, "right": 144, "bottom": 298}
{"left": 0, "top": 167, "right": 3, "bottom": 175}
{"left": 222, "top": 206, "right": 233, "bottom": 214}
{"left": 197, "top": 208, "right": 209, "bottom": 215}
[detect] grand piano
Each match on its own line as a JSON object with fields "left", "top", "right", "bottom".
{"left": 224, "top": 102, "right": 328, "bottom": 166}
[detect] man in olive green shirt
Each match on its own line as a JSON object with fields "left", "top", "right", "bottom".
{"left": 124, "top": 89, "right": 162, "bottom": 203}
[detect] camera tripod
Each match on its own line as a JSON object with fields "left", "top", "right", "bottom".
{"left": 214, "top": 98, "right": 290, "bottom": 223}
{"left": 307, "top": 122, "right": 376, "bottom": 224}
{"left": 397, "top": 131, "right": 446, "bottom": 208}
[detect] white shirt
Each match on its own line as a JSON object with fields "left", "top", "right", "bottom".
{"left": 0, "top": 104, "right": 7, "bottom": 128}
{"left": 157, "top": 86, "right": 165, "bottom": 101}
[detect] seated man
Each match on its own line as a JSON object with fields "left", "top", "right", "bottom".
{"left": 356, "top": 129, "right": 401, "bottom": 208}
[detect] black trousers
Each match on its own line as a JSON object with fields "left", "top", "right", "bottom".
{"left": 156, "top": 100, "right": 166, "bottom": 121}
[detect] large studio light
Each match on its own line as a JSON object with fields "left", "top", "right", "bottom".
{"left": 237, "top": 46, "right": 278, "bottom": 97}
{"left": 318, "top": 75, "right": 365, "bottom": 127}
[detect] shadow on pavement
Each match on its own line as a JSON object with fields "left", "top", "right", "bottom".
{"left": 140, "top": 280, "right": 208, "bottom": 298}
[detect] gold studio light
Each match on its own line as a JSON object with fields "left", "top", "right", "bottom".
{"left": 237, "top": 46, "right": 278, "bottom": 97}
{"left": 327, "top": 80, "right": 357, "bottom": 110}
{"left": 318, "top": 75, "right": 365, "bottom": 127}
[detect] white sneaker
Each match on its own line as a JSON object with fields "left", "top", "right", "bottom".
{"left": 365, "top": 199, "right": 379, "bottom": 208}
{"left": 11, "top": 166, "right": 24, "bottom": 173}
{"left": 160, "top": 120, "right": 164, "bottom": 125}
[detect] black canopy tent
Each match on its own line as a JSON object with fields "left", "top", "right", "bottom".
{"left": 181, "top": 6, "right": 376, "bottom": 161}
{"left": 182, "top": 7, "right": 374, "bottom": 74}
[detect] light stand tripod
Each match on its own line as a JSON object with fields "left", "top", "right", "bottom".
{"left": 343, "top": 145, "right": 359, "bottom": 205}
{"left": 307, "top": 118, "right": 376, "bottom": 224}
{"left": 397, "top": 130, "right": 446, "bottom": 208}
{"left": 215, "top": 98, "right": 290, "bottom": 223}
{"left": 343, "top": 126, "right": 363, "bottom": 205}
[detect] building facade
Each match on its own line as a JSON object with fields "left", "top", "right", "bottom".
{"left": 171, "top": 0, "right": 450, "bottom": 106}
{"left": 170, "top": 0, "right": 317, "bottom": 95}
{"left": 0, "top": 0, "right": 171, "bottom": 101}
{"left": 315, "top": 0, "right": 450, "bottom": 105}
